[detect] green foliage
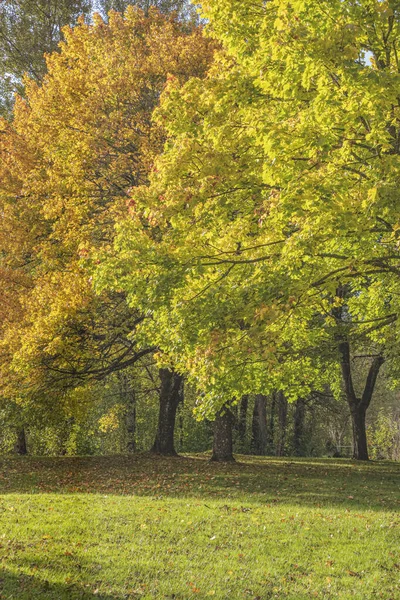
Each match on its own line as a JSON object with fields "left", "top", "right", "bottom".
{"left": 95, "top": 0, "right": 400, "bottom": 423}
{"left": 368, "top": 409, "right": 400, "bottom": 460}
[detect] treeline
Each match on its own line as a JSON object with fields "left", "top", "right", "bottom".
{"left": 1, "top": 0, "right": 400, "bottom": 462}
{"left": 2, "top": 382, "right": 399, "bottom": 460}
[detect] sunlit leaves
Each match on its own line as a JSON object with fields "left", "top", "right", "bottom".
{"left": 102, "top": 1, "right": 400, "bottom": 413}
{"left": 0, "top": 8, "right": 214, "bottom": 409}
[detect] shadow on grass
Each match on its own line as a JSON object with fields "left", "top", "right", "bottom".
{"left": 0, "top": 454, "right": 399, "bottom": 511}
{"left": 0, "top": 567, "right": 121, "bottom": 600}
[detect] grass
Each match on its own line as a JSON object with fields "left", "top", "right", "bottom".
{"left": 0, "top": 454, "right": 399, "bottom": 599}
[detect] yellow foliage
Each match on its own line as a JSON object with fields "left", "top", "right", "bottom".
{"left": 0, "top": 8, "right": 214, "bottom": 402}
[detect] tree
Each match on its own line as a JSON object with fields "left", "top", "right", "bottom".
{"left": 151, "top": 368, "right": 183, "bottom": 455}
{"left": 96, "top": 0, "right": 197, "bottom": 21}
{"left": 0, "top": 0, "right": 92, "bottom": 116}
{"left": 211, "top": 407, "right": 234, "bottom": 462}
{"left": 101, "top": 0, "right": 400, "bottom": 460}
{"left": 0, "top": 7, "right": 214, "bottom": 453}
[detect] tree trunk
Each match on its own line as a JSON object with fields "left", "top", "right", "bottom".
{"left": 151, "top": 368, "right": 183, "bottom": 456}
{"left": 276, "top": 392, "right": 288, "bottom": 457}
{"left": 14, "top": 428, "right": 27, "bottom": 455}
{"left": 237, "top": 395, "right": 249, "bottom": 446}
{"left": 338, "top": 337, "right": 384, "bottom": 461}
{"left": 350, "top": 403, "right": 368, "bottom": 461}
{"left": 251, "top": 394, "right": 268, "bottom": 455}
{"left": 211, "top": 408, "right": 235, "bottom": 462}
{"left": 293, "top": 398, "right": 306, "bottom": 456}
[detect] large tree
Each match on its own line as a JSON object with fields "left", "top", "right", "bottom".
{"left": 0, "top": 7, "right": 213, "bottom": 453}
{"left": 99, "top": 0, "right": 400, "bottom": 459}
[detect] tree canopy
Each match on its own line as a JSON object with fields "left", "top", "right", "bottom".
{"left": 0, "top": 7, "right": 213, "bottom": 412}
{"left": 93, "top": 1, "right": 400, "bottom": 459}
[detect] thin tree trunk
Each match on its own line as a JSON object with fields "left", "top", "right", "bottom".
{"left": 211, "top": 408, "right": 235, "bottom": 462}
{"left": 251, "top": 394, "right": 268, "bottom": 455}
{"left": 151, "top": 368, "right": 183, "bottom": 456}
{"left": 276, "top": 392, "right": 288, "bottom": 457}
{"left": 293, "top": 398, "right": 306, "bottom": 456}
{"left": 14, "top": 428, "right": 27, "bottom": 455}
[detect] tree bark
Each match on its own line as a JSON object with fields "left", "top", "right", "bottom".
{"left": 293, "top": 398, "right": 306, "bottom": 456}
{"left": 151, "top": 368, "right": 183, "bottom": 456}
{"left": 276, "top": 392, "right": 288, "bottom": 457}
{"left": 251, "top": 394, "right": 268, "bottom": 455}
{"left": 350, "top": 403, "right": 368, "bottom": 461}
{"left": 211, "top": 408, "right": 235, "bottom": 462}
{"left": 14, "top": 428, "right": 27, "bottom": 455}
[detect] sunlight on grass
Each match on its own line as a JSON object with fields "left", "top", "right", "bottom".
{"left": 0, "top": 455, "right": 399, "bottom": 599}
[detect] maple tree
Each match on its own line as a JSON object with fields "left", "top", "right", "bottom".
{"left": 100, "top": 0, "right": 400, "bottom": 460}
{"left": 0, "top": 6, "right": 214, "bottom": 453}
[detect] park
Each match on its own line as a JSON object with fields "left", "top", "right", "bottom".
{"left": 0, "top": 0, "right": 400, "bottom": 598}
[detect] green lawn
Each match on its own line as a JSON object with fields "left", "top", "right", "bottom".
{"left": 0, "top": 455, "right": 399, "bottom": 599}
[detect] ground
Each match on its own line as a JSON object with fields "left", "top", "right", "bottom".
{"left": 0, "top": 454, "right": 399, "bottom": 599}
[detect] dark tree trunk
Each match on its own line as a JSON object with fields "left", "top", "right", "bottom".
{"left": 14, "top": 428, "right": 27, "bottom": 455}
{"left": 276, "top": 392, "right": 288, "bottom": 457}
{"left": 338, "top": 338, "right": 384, "bottom": 461}
{"left": 151, "top": 368, "right": 183, "bottom": 456}
{"left": 251, "top": 394, "right": 268, "bottom": 455}
{"left": 293, "top": 398, "right": 306, "bottom": 456}
{"left": 350, "top": 404, "right": 368, "bottom": 461}
{"left": 211, "top": 408, "right": 235, "bottom": 462}
{"left": 237, "top": 395, "right": 249, "bottom": 445}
